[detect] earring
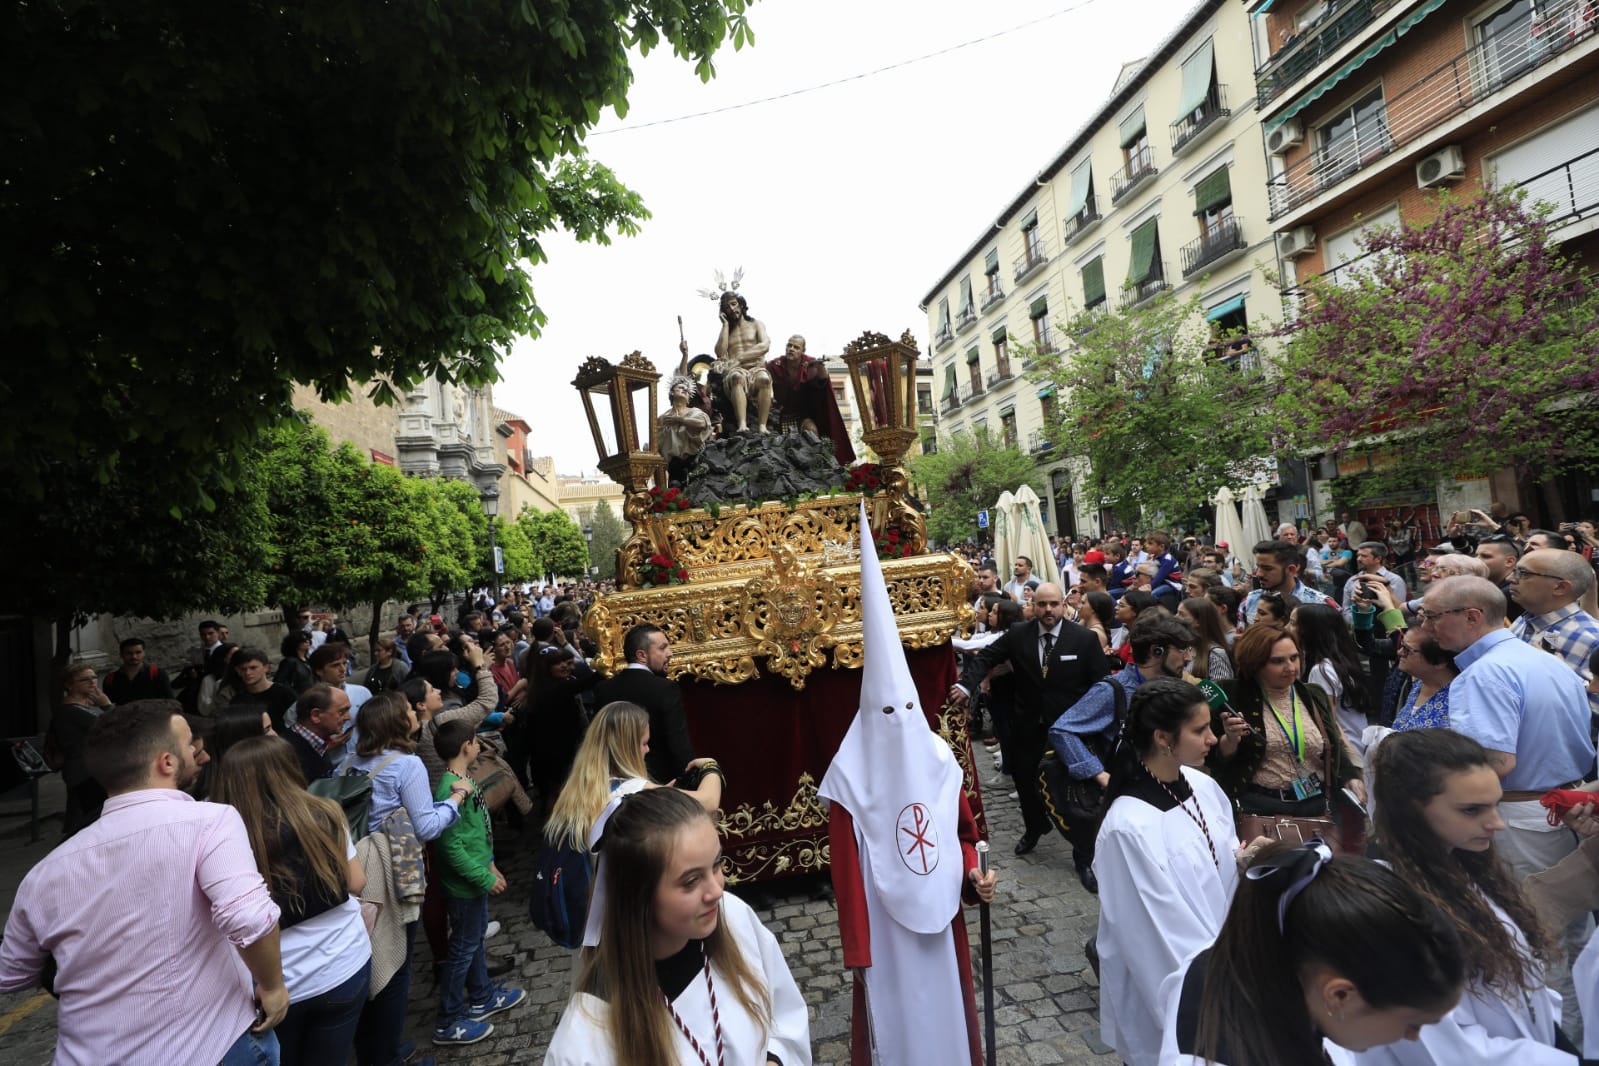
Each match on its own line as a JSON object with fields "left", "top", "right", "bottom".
{"left": 1162, "top": 743, "right": 1175, "bottom": 756}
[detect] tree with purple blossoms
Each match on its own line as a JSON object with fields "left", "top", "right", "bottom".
{"left": 1272, "top": 188, "right": 1599, "bottom": 490}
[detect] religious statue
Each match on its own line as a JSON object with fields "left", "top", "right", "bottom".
{"left": 658, "top": 373, "right": 714, "bottom": 486}
{"left": 713, "top": 290, "right": 772, "bottom": 433}
{"left": 767, "top": 334, "right": 856, "bottom": 465}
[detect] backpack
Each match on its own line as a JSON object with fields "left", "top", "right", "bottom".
{"left": 1038, "top": 677, "right": 1129, "bottom": 838}
{"left": 309, "top": 753, "right": 403, "bottom": 844}
{"left": 529, "top": 834, "right": 593, "bottom": 949}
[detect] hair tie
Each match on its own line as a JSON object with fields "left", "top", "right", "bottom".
{"left": 1245, "top": 838, "right": 1333, "bottom": 934}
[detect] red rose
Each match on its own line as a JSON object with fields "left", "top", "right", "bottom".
{"left": 651, "top": 502, "right": 666, "bottom": 513}
{"left": 676, "top": 568, "right": 688, "bottom": 579}
{"left": 652, "top": 573, "right": 667, "bottom": 585}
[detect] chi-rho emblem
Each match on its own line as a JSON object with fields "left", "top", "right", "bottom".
{"left": 897, "top": 802, "right": 938, "bottom": 875}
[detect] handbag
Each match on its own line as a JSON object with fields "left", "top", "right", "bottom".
{"left": 1038, "top": 678, "right": 1128, "bottom": 839}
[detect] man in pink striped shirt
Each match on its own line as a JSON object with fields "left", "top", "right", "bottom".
{"left": 0, "top": 700, "right": 288, "bottom": 1065}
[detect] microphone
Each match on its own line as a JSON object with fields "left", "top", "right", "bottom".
{"left": 1197, "top": 678, "right": 1252, "bottom": 734}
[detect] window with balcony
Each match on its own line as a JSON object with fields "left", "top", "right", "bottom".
{"left": 1171, "top": 40, "right": 1229, "bottom": 154}
{"left": 1206, "top": 298, "right": 1257, "bottom": 372}
{"left": 1000, "top": 409, "right": 1018, "bottom": 449}
{"left": 1182, "top": 167, "right": 1245, "bottom": 277}
{"left": 1015, "top": 211, "right": 1047, "bottom": 282}
{"left": 992, "top": 327, "right": 1011, "bottom": 381}
{"left": 1039, "top": 387, "right": 1057, "bottom": 428}
{"left": 917, "top": 384, "right": 933, "bottom": 414}
{"left": 1124, "top": 219, "right": 1166, "bottom": 306}
{"left": 1029, "top": 297, "right": 1053, "bottom": 354}
{"left": 1316, "top": 86, "right": 1389, "bottom": 187}
{"left": 982, "top": 249, "right": 1004, "bottom": 307}
{"left": 1063, "top": 159, "right": 1100, "bottom": 243}
{"left": 935, "top": 296, "right": 953, "bottom": 348}
{"left": 967, "top": 346, "right": 984, "bottom": 394}
{"left": 1113, "top": 107, "right": 1157, "bottom": 202}
{"left": 956, "top": 276, "right": 977, "bottom": 330}
{"left": 941, "top": 362, "right": 960, "bottom": 412}
{"left": 1081, "top": 256, "right": 1107, "bottom": 311}
{"left": 1477, "top": 0, "right": 1537, "bottom": 90}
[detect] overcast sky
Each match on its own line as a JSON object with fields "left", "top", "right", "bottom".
{"left": 497, "top": 0, "right": 1199, "bottom": 475}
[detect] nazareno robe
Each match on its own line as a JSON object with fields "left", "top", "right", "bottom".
{"left": 543, "top": 892, "right": 812, "bottom": 1065}
{"left": 828, "top": 793, "right": 985, "bottom": 1066}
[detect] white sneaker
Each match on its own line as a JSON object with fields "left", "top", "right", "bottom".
{"left": 484, "top": 920, "right": 501, "bottom": 939}
{"left": 1007, "top": 790, "right": 1019, "bottom": 800}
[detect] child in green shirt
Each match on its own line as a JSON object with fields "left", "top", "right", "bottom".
{"left": 431, "top": 720, "right": 525, "bottom": 1046}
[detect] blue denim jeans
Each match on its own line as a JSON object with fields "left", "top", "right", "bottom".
{"left": 437, "top": 894, "right": 493, "bottom": 1028}
{"left": 355, "top": 920, "right": 415, "bottom": 1066}
{"left": 275, "top": 959, "right": 371, "bottom": 1066}
{"left": 218, "top": 1027, "right": 280, "bottom": 1066}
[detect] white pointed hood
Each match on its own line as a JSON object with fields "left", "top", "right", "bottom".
{"left": 819, "top": 503, "right": 963, "bottom": 933}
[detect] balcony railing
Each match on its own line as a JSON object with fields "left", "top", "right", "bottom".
{"left": 1013, "top": 245, "right": 1048, "bottom": 284}
{"left": 1170, "top": 86, "right": 1231, "bottom": 155}
{"left": 1111, "top": 145, "right": 1158, "bottom": 203}
{"left": 980, "top": 282, "right": 1005, "bottom": 311}
{"left": 941, "top": 393, "right": 961, "bottom": 414}
{"left": 1515, "top": 144, "right": 1599, "bottom": 227}
{"left": 1255, "top": 0, "right": 1393, "bottom": 107}
{"left": 1266, "top": 0, "right": 1598, "bottom": 219}
{"left": 1028, "top": 430, "right": 1054, "bottom": 455}
{"left": 1120, "top": 269, "right": 1169, "bottom": 309}
{"left": 966, "top": 377, "right": 985, "bottom": 399}
{"left": 1181, "top": 217, "right": 1247, "bottom": 277}
{"left": 1063, "top": 198, "right": 1103, "bottom": 244}
{"left": 934, "top": 322, "right": 954, "bottom": 349}
{"left": 986, "top": 365, "right": 1015, "bottom": 389}
{"left": 955, "top": 305, "right": 978, "bottom": 332}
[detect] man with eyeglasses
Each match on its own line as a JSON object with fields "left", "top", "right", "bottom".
{"left": 1508, "top": 549, "right": 1599, "bottom": 717}
{"left": 1475, "top": 533, "right": 1524, "bottom": 623}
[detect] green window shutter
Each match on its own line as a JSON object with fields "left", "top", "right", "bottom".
{"left": 938, "top": 298, "right": 950, "bottom": 328}
{"left": 984, "top": 249, "right": 999, "bottom": 273}
{"left": 1193, "top": 168, "right": 1232, "bottom": 216}
{"left": 1066, "top": 161, "right": 1092, "bottom": 218}
{"left": 1029, "top": 297, "right": 1049, "bottom": 320}
{"left": 1128, "top": 219, "right": 1159, "bottom": 284}
{"left": 1081, "top": 258, "right": 1106, "bottom": 306}
{"left": 966, "top": 347, "right": 982, "bottom": 364}
{"left": 959, "top": 276, "right": 973, "bottom": 308}
{"left": 1119, "top": 106, "right": 1146, "bottom": 149}
{"left": 1177, "top": 39, "right": 1216, "bottom": 116}
{"left": 990, "top": 326, "right": 1008, "bottom": 345}
{"left": 1021, "top": 209, "right": 1039, "bottom": 231}
{"left": 942, "top": 363, "right": 958, "bottom": 399}
{"left": 1036, "top": 384, "right": 1056, "bottom": 398}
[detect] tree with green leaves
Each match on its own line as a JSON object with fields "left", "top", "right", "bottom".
{"left": 4, "top": 0, "right": 758, "bottom": 507}
{"left": 1026, "top": 287, "right": 1273, "bottom": 524}
{"left": 416, "top": 479, "right": 486, "bottom": 612}
{"left": 490, "top": 517, "right": 537, "bottom": 587}
{"left": 585, "top": 500, "right": 629, "bottom": 581}
{"left": 519, "top": 508, "right": 591, "bottom": 579}
{"left": 1271, "top": 188, "right": 1599, "bottom": 491}
{"left": 909, "top": 432, "right": 1042, "bottom": 549}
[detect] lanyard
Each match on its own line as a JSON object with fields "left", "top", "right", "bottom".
{"left": 665, "top": 943, "right": 725, "bottom": 1066}
{"left": 1265, "top": 687, "right": 1305, "bottom": 763}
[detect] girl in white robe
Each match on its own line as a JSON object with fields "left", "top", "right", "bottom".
{"left": 1157, "top": 842, "right": 1466, "bottom": 1065}
{"left": 1359, "top": 729, "right": 1574, "bottom": 1065}
{"left": 544, "top": 786, "right": 811, "bottom": 1066}
{"left": 1094, "top": 677, "right": 1245, "bottom": 1066}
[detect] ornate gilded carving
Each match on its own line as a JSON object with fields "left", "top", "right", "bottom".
{"left": 618, "top": 350, "right": 656, "bottom": 372}
{"left": 723, "top": 839, "right": 830, "bottom": 885}
{"left": 937, "top": 700, "right": 988, "bottom": 843}
{"left": 843, "top": 330, "right": 895, "bottom": 354}
{"left": 743, "top": 545, "right": 840, "bottom": 690}
{"left": 718, "top": 772, "right": 827, "bottom": 840}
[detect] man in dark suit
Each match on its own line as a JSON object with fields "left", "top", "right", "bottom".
{"left": 950, "top": 583, "right": 1108, "bottom": 858}
{"left": 593, "top": 623, "right": 696, "bottom": 784}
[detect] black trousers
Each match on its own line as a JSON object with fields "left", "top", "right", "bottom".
{"left": 1008, "top": 716, "right": 1055, "bottom": 840}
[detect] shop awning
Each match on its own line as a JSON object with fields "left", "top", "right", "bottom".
{"left": 1206, "top": 295, "right": 1247, "bottom": 321}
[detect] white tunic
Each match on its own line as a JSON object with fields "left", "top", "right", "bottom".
{"left": 1353, "top": 896, "right": 1570, "bottom": 1066}
{"left": 1095, "top": 767, "right": 1240, "bottom": 1066}
{"left": 544, "top": 893, "right": 812, "bottom": 1066}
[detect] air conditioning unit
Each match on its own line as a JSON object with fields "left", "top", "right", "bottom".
{"left": 1416, "top": 145, "right": 1465, "bottom": 188}
{"left": 1266, "top": 120, "right": 1304, "bottom": 156}
{"left": 1277, "top": 226, "right": 1317, "bottom": 259}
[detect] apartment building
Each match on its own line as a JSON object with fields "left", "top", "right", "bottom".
{"left": 1254, "top": 0, "right": 1599, "bottom": 521}
{"left": 920, "top": 0, "right": 1278, "bottom": 538}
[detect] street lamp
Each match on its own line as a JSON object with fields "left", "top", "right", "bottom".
{"left": 840, "top": 329, "right": 921, "bottom": 469}
{"left": 481, "top": 485, "right": 502, "bottom": 590}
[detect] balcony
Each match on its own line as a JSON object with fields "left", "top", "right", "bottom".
{"left": 955, "top": 305, "right": 978, "bottom": 333}
{"left": 986, "top": 365, "right": 1015, "bottom": 389}
{"left": 1181, "top": 217, "right": 1248, "bottom": 277}
{"left": 1111, "top": 145, "right": 1158, "bottom": 204}
{"left": 1028, "top": 430, "right": 1055, "bottom": 456}
{"left": 1120, "top": 269, "right": 1169, "bottom": 309}
{"left": 941, "top": 392, "right": 962, "bottom": 415}
{"left": 1266, "top": 1, "right": 1598, "bottom": 220}
{"left": 1063, "top": 199, "right": 1103, "bottom": 245}
{"left": 1170, "top": 86, "right": 1231, "bottom": 157}
{"left": 980, "top": 282, "right": 1006, "bottom": 311}
{"left": 934, "top": 322, "right": 954, "bottom": 350}
{"left": 1255, "top": 0, "right": 1391, "bottom": 107}
{"left": 1013, "top": 244, "right": 1049, "bottom": 285}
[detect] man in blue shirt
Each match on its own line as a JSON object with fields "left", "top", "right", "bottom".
{"left": 1046, "top": 613, "right": 1197, "bottom": 893}
{"left": 1240, "top": 539, "right": 1338, "bottom": 626}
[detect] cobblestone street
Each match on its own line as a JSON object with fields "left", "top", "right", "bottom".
{"left": 0, "top": 746, "right": 1114, "bottom": 1065}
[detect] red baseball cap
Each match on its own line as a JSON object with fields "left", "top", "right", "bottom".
{"left": 1082, "top": 550, "right": 1106, "bottom": 564}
